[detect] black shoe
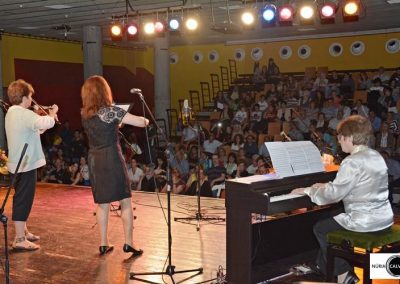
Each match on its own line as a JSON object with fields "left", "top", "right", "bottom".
{"left": 123, "top": 244, "right": 143, "bottom": 257}
{"left": 343, "top": 270, "right": 360, "bottom": 284}
{"left": 99, "top": 245, "right": 114, "bottom": 256}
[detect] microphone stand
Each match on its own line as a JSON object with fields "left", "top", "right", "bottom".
{"left": 0, "top": 143, "right": 28, "bottom": 284}
{"left": 130, "top": 92, "right": 203, "bottom": 283}
{"left": 174, "top": 119, "right": 225, "bottom": 231}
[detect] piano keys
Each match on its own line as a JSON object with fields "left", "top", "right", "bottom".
{"left": 225, "top": 171, "right": 341, "bottom": 284}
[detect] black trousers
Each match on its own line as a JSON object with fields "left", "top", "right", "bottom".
{"left": 313, "top": 217, "right": 352, "bottom": 276}
{"left": 12, "top": 169, "right": 37, "bottom": 221}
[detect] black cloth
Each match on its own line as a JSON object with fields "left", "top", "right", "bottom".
{"left": 186, "top": 180, "right": 212, "bottom": 197}
{"left": 206, "top": 166, "right": 226, "bottom": 185}
{"left": 82, "top": 106, "right": 130, "bottom": 204}
{"left": 12, "top": 169, "right": 37, "bottom": 221}
{"left": 140, "top": 176, "right": 160, "bottom": 192}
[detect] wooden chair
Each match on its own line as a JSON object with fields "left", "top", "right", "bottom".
{"left": 258, "top": 134, "right": 270, "bottom": 147}
{"left": 209, "top": 111, "right": 221, "bottom": 121}
{"left": 273, "top": 134, "right": 282, "bottom": 141}
{"left": 267, "top": 121, "right": 282, "bottom": 136}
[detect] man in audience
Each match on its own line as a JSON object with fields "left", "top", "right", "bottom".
{"left": 206, "top": 154, "right": 226, "bottom": 197}
{"left": 203, "top": 133, "right": 222, "bottom": 155}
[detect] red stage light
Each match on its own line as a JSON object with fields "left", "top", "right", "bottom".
{"left": 278, "top": 5, "right": 294, "bottom": 26}
{"left": 319, "top": 3, "right": 337, "bottom": 24}
{"left": 126, "top": 23, "right": 139, "bottom": 41}
{"left": 154, "top": 21, "right": 165, "bottom": 33}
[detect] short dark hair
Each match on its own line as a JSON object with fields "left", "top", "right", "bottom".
{"left": 7, "top": 79, "right": 34, "bottom": 105}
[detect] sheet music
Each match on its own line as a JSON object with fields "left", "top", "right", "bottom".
{"left": 266, "top": 141, "right": 324, "bottom": 178}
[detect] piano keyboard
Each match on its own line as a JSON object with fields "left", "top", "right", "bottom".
{"left": 268, "top": 193, "right": 306, "bottom": 203}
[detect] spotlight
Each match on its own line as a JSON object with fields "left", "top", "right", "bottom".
{"left": 261, "top": 4, "right": 276, "bottom": 27}
{"left": 278, "top": 5, "right": 294, "bottom": 26}
{"left": 126, "top": 22, "right": 139, "bottom": 41}
{"left": 299, "top": 5, "right": 315, "bottom": 25}
{"left": 185, "top": 18, "right": 198, "bottom": 31}
{"left": 168, "top": 17, "right": 181, "bottom": 31}
{"left": 144, "top": 22, "right": 155, "bottom": 35}
{"left": 154, "top": 20, "right": 165, "bottom": 36}
{"left": 319, "top": 3, "right": 337, "bottom": 24}
{"left": 241, "top": 11, "right": 255, "bottom": 26}
{"left": 343, "top": 0, "right": 360, "bottom": 22}
{"left": 110, "top": 24, "right": 123, "bottom": 41}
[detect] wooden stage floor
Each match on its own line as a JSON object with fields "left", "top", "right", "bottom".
{"left": 0, "top": 183, "right": 226, "bottom": 284}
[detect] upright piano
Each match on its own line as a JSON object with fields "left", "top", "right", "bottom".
{"left": 226, "top": 171, "right": 341, "bottom": 284}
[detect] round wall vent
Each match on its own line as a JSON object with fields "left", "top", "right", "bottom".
{"left": 350, "top": 41, "right": 365, "bottom": 56}
{"left": 234, "top": 48, "right": 245, "bottom": 61}
{"left": 329, "top": 43, "right": 343, "bottom": 57}
{"left": 298, "top": 45, "right": 311, "bottom": 59}
{"left": 251, "top": 47, "right": 263, "bottom": 61}
{"left": 385, "top": 38, "right": 400, "bottom": 54}
{"left": 170, "top": 53, "right": 178, "bottom": 64}
{"left": 193, "top": 51, "right": 203, "bottom": 64}
{"left": 279, "top": 46, "right": 292, "bottom": 59}
{"left": 208, "top": 50, "right": 219, "bottom": 62}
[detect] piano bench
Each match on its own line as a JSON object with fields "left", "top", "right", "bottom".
{"left": 326, "top": 224, "right": 400, "bottom": 284}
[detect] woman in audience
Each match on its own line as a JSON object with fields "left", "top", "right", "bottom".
{"left": 226, "top": 152, "right": 238, "bottom": 178}
{"left": 127, "top": 157, "right": 143, "bottom": 190}
{"left": 231, "top": 134, "right": 244, "bottom": 153}
{"left": 375, "top": 121, "right": 395, "bottom": 153}
{"left": 316, "top": 112, "right": 328, "bottom": 132}
{"left": 62, "top": 162, "right": 81, "bottom": 185}
{"left": 185, "top": 166, "right": 212, "bottom": 197}
{"left": 263, "top": 104, "right": 277, "bottom": 123}
{"left": 79, "top": 156, "right": 90, "bottom": 186}
{"left": 232, "top": 159, "right": 250, "bottom": 178}
{"left": 161, "top": 168, "right": 185, "bottom": 194}
{"left": 358, "top": 72, "right": 372, "bottom": 90}
{"left": 276, "top": 100, "right": 292, "bottom": 122}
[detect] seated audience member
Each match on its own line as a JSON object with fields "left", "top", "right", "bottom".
{"left": 46, "top": 158, "right": 65, "bottom": 184}
{"left": 226, "top": 152, "right": 238, "bottom": 177}
{"left": 249, "top": 104, "right": 262, "bottom": 130}
{"left": 79, "top": 156, "right": 90, "bottom": 186}
{"left": 292, "top": 115, "right": 393, "bottom": 282}
{"left": 231, "top": 134, "right": 244, "bottom": 153}
{"left": 316, "top": 112, "right": 328, "bottom": 132}
{"left": 168, "top": 145, "right": 189, "bottom": 179}
{"left": 321, "top": 98, "right": 337, "bottom": 121}
{"left": 368, "top": 110, "right": 382, "bottom": 133}
{"left": 243, "top": 135, "right": 258, "bottom": 159}
{"left": 258, "top": 136, "right": 271, "bottom": 158}
{"left": 374, "top": 66, "right": 390, "bottom": 85}
{"left": 138, "top": 164, "right": 163, "bottom": 192}
{"left": 230, "top": 121, "right": 244, "bottom": 140}
{"left": 185, "top": 166, "right": 212, "bottom": 197}
{"left": 127, "top": 157, "right": 143, "bottom": 190}
{"left": 199, "top": 151, "right": 212, "bottom": 171}
{"left": 232, "top": 105, "right": 248, "bottom": 128}
{"left": 161, "top": 168, "right": 185, "bottom": 194}
{"left": 328, "top": 110, "right": 344, "bottom": 135}
{"left": 71, "top": 130, "right": 87, "bottom": 163}
{"left": 288, "top": 122, "right": 304, "bottom": 141}
{"left": 276, "top": 100, "right": 292, "bottom": 122}
{"left": 187, "top": 145, "right": 200, "bottom": 169}
{"left": 180, "top": 120, "right": 198, "bottom": 146}
{"left": 255, "top": 157, "right": 268, "bottom": 175}
{"left": 206, "top": 154, "right": 226, "bottom": 197}
{"left": 306, "top": 100, "right": 320, "bottom": 121}
{"left": 246, "top": 154, "right": 259, "bottom": 175}
{"left": 203, "top": 133, "right": 222, "bottom": 155}
{"left": 358, "top": 72, "right": 372, "bottom": 90}
{"left": 352, "top": 99, "right": 369, "bottom": 118}
{"left": 380, "top": 150, "right": 400, "bottom": 204}
{"left": 375, "top": 122, "right": 395, "bottom": 153}
{"left": 257, "top": 94, "right": 268, "bottom": 112}
{"left": 340, "top": 72, "right": 355, "bottom": 98}
{"left": 231, "top": 159, "right": 250, "bottom": 178}
{"left": 263, "top": 104, "right": 277, "bottom": 123}
{"left": 62, "top": 162, "right": 81, "bottom": 185}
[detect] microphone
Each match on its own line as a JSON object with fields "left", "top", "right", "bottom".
{"left": 182, "top": 99, "right": 192, "bottom": 126}
{"left": 280, "top": 131, "right": 292, "bottom": 142}
{"left": 130, "top": 88, "right": 142, "bottom": 94}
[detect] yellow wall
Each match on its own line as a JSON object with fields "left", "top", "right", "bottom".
{"left": 170, "top": 32, "right": 400, "bottom": 110}
{"left": 1, "top": 34, "right": 153, "bottom": 86}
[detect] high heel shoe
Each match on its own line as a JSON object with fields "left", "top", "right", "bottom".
{"left": 99, "top": 245, "right": 114, "bottom": 256}
{"left": 123, "top": 244, "right": 143, "bottom": 257}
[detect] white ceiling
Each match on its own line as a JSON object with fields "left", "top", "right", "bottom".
{"left": 0, "top": 0, "right": 399, "bottom": 47}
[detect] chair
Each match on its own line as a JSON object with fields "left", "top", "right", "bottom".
{"left": 326, "top": 225, "right": 400, "bottom": 284}
{"left": 353, "top": 90, "right": 368, "bottom": 104}
{"left": 258, "top": 134, "right": 270, "bottom": 147}
{"left": 267, "top": 121, "right": 282, "bottom": 136}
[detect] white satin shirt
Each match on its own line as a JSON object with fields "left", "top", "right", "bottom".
{"left": 304, "top": 145, "right": 393, "bottom": 232}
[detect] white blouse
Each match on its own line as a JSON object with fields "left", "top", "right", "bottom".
{"left": 305, "top": 145, "right": 393, "bottom": 232}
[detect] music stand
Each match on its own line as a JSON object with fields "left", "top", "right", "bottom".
{"left": 0, "top": 143, "right": 28, "bottom": 284}
{"left": 129, "top": 91, "right": 203, "bottom": 284}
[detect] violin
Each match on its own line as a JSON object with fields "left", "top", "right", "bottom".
{"left": 31, "top": 98, "right": 60, "bottom": 124}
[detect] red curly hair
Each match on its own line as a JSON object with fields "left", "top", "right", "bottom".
{"left": 81, "top": 76, "right": 113, "bottom": 119}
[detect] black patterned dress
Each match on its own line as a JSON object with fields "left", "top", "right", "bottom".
{"left": 82, "top": 106, "right": 130, "bottom": 203}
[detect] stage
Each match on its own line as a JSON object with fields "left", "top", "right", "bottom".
{"left": 0, "top": 183, "right": 226, "bottom": 284}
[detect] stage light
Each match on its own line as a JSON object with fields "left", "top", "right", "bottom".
{"left": 300, "top": 5, "right": 314, "bottom": 19}
{"left": 110, "top": 24, "right": 123, "bottom": 41}
{"left": 343, "top": 0, "right": 360, "bottom": 22}
{"left": 261, "top": 4, "right": 276, "bottom": 27}
{"left": 319, "top": 3, "right": 337, "bottom": 24}
{"left": 168, "top": 18, "right": 180, "bottom": 31}
{"left": 185, "top": 18, "right": 198, "bottom": 31}
{"left": 154, "top": 21, "right": 165, "bottom": 35}
{"left": 144, "top": 22, "right": 155, "bottom": 34}
{"left": 278, "top": 5, "right": 294, "bottom": 26}
{"left": 241, "top": 11, "right": 255, "bottom": 26}
{"left": 126, "top": 22, "right": 139, "bottom": 41}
